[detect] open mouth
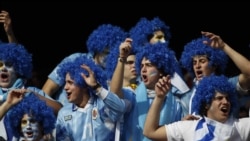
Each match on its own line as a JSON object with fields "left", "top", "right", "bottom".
{"left": 0, "top": 73, "right": 9, "bottom": 82}
{"left": 66, "top": 92, "right": 72, "bottom": 99}
{"left": 24, "top": 131, "right": 34, "bottom": 138}
{"left": 220, "top": 107, "right": 229, "bottom": 113}
{"left": 141, "top": 74, "right": 147, "bottom": 82}
{"left": 195, "top": 70, "right": 203, "bottom": 78}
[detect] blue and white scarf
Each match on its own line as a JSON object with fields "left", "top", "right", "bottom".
{"left": 195, "top": 116, "right": 241, "bottom": 141}
{"left": 132, "top": 83, "right": 179, "bottom": 141}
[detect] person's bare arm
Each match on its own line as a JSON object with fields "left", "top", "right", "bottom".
{"left": 143, "top": 75, "right": 171, "bottom": 140}
{"left": 202, "top": 31, "right": 250, "bottom": 90}
{"left": 110, "top": 38, "right": 132, "bottom": 98}
{"left": 0, "top": 10, "right": 18, "bottom": 43}
{"left": 42, "top": 78, "right": 60, "bottom": 97}
{"left": 34, "top": 93, "right": 62, "bottom": 116}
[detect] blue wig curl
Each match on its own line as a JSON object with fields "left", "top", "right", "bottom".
{"left": 7, "top": 94, "right": 56, "bottom": 137}
{"left": 86, "top": 24, "right": 128, "bottom": 57}
{"left": 135, "top": 43, "right": 177, "bottom": 77}
{"left": 57, "top": 55, "right": 108, "bottom": 90}
{"left": 129, "top": 17, "right": 171, "bottom": 51}
{"left": 180, "top": 37, "right": 228, "bottom": 77}
{"left": 192, "top": 75, "right": 238, "bottom": 116}
{"left": 0, "top": 43, "right": 33, "bottom": 79}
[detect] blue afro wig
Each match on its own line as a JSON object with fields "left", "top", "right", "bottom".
{"left": 105, "top": 45, "right": 138, "bottom": 80}
{"left": 57, "top": 55, "right": 108, "bottom": 90}
{"left": 7, "top": 93, "right": 56, "bottom": 137}
{"left": 0, "top": 43, "right": 33, "bottom": 79}
{"left": 135, "top": 42, "right": 178, "bottom": 77}
{"left": 180, "top": 36, "right": 228, "bottom": 77}
{"left": 192, "top": 75, "right": 238, "bottom": 116}
{"left": 86, "top": 24, "right": 128, "bottom": 57}
{"left": 129, "top": 17, "right": 171, "bottom": 51}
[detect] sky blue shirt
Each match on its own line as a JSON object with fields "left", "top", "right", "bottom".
{"left": 55, "top": 88, "right": 127, "bottom": 141}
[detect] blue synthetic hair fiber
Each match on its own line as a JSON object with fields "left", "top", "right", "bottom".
{"left": 192, "top": 75, "right": 238, "bottom": 116}
{"left": 7, "top": 93, "right": 56, "bottom": 137}
{"left": 57, "top": 55, "right": 108, "bottom": 90}
{"left": 105, "top": 45, "right": 138, "bottom": 80}
{"left": 86, "top": 24, "right": 128, "bottom": 56}
{"left": 0, "top": 43, "right": 33, "bottom": 79}
{"left": 135, "top": 42, "right": 177, "bottom": 77}
{"left": 179, "top": 36, "right": 228, "bottom": 77}
{"left": 129, "top": 17, "right": 171, "bottom": 51}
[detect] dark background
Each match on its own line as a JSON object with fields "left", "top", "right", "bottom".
{"left": 0, "top": 1, "right": 250, "bottom": 88}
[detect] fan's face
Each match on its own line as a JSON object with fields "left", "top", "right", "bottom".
{"left": 192, "top": 55, "right": 215, "bottom": 81}
{"left": 21, "top": 114, "right": 43, "bottom": 141}
{"left": 207, "top": 92, "right": 231, "bottom": 123}
{"left": 149, "top": 30, "right": 166, "bottom": 44}
{"left": 0, "top": 60, "right": 17, "bottom": 88}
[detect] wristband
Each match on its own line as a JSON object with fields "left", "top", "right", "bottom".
{"left": 118, "top": 57, "right": 126, "bottom": 63}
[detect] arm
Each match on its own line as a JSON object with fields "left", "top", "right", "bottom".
{"left": 42, "top": 53, "right": 87, "bottom": 96}
{"left": 202, "top": 31, "right": 250, "bottom": 90}
{"left": 42, "top": 78, "right": 60, "bottom": 97}
{"left": 0, "top": 10, "right": 18, "bottom": 43}
{"left": 110, "top": 38, "right": 132, "bottom": 98}
{"left": 28, "top": 86, "right": 62, "bottom": 116}
{"left": 81, "top": 64, "right": 127, "bottom": 121}
{"left": 0, "top": 89, "right": 26, "bottom": 120}
{"left": 35, "top": 92, "right": 62, "bottom": 116}
{"left": 143, "top": 75, "right": 171, "bottom": 140}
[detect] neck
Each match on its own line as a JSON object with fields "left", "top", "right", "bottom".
{"left": 77, "top": 89, "right": 91, "bottom": 108}
{"left": 123, "top": 78, "right": 137, "bottom": 90}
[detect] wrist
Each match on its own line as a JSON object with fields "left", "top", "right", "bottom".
{"left": 118, "top": 56, "right": 127, "bottom": 63}
{"left": 92, "top": 83, "right": 101, "bottom": 91}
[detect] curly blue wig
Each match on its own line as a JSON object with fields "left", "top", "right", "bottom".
{"left": 57, "top": 55, "right": 108, "bottom": 90}
{"left": 135, "top": 42, "right": 178, "bottom": 77}
{"left": 179, "top": 36, "right": 228, "bottom": 77}
{"left": 129, "top": 17, "right": 171, "bottom": 51}
{"left": 7, "top": 93, "right": 56, "bottom": 138}
{"left": 105, "top": 45, "right": 138, "bottom": 80}
{"left": 86, "top": 24, "right": 128, "bottom": 57}
{"left": 0, "top": 43, "right": 33, "bottom": 79}
{"left": 192, "top": 75, "right": 238, "bottom": 116}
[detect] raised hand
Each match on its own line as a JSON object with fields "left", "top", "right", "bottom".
{"left": 119, "top": 38, "right": 132, "bottom": 58}
{"left": 201, "top": 31, "right": 226, "bottom": 49}
{"left": 155, "top": 75, "right": 171, "bottom": 98}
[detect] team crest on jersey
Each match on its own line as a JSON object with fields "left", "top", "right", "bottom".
{"left": 64, "top": 115, "right": 72, "bottom": 121}
{"left": 92, "top": 107, "right": 98, "bottom": 120}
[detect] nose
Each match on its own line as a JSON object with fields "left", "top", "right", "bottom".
{"left": 26, "top": 121, "right": 32, "bottom": 127}
{"left": 222, "top": 97, "right": 230, "bottom": 103}
{"left": 159, "top": 39, "right": 166, "bottom": 43}
{"left": 64, "top": 83, "right": 69, "bottom": 90}
{"left": 194, "top": 62, "right": 201, "bottom": 69}
{"left": 141, "top": 65, "right": 146, "bottom": 72}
